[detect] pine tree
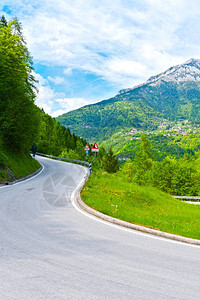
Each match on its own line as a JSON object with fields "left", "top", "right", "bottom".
{"left": 102, "top": 148, "right": 119, "bottom": 173}
{"left": 132, "top": 134, "right": 153, "bottom": 185}
{"left": 0, "top": 15, "right": 8, "bottom": 27}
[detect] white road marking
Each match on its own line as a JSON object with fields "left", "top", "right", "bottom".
{"left": 0, "top": 164, "right": 44, "bottom": 189}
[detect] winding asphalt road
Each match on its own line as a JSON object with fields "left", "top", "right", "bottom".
{"left": 0, "top": 156, "right": 200, "bottom": 300}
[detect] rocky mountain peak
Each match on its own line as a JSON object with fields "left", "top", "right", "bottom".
{"left": 118, "top": 58, "right": 200, "bottom": 95}
{"left": 146, "top": 58, "right": 200, "bottom": 84}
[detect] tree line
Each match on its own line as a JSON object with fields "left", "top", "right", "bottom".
{"left": 122, "top": 133, "right": 200, "bottom": 196}
{"left": 36, "top": 110, "right": 87, "bottom": 157}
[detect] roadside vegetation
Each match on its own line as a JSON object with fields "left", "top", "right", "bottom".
{"left": 0, "top": 142, "right": 40, "bottom": 183}
{"left": 81, "top": 171, "right": 200, "bottom": 240}
{"left": 81, "top": 133, "right": 200, "bottom": 240}
{"left": 121, "top": 134, "right": 200, "bottom": 196}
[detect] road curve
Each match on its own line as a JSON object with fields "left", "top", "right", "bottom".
{"left": 0, "top": 156, "right": 200, "bottom": 300}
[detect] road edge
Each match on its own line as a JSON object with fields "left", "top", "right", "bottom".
{"left": 75, "top": 175, "right": 200, "bottom": 246}
{"left": 0, "top": 164, "right": 43, "bottom": 187}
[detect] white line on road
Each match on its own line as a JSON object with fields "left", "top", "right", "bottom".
{"left": 0, "top": 164, "right": 44, "bottom": 189}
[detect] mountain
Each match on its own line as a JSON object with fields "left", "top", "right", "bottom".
{"left": 56, "top": 58, "right": 200, "bottom": 142}
{"left": 118, "top": 58, "right": 200, "bottom": 94}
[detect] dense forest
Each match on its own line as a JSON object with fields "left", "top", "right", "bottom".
{"left": 36, "top": 110, "right": 87, "bottom": 158}
{"left": 0, "top": 16, "right": 39, "bottom": 152}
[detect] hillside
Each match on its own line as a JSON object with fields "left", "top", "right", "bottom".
{"left": 0, "top": 140, "right": 40, "bottom": 184}
{"left": 0, "top": 16, "right": 88, "bottom": 184}
{"left": 56, "top": 59, "right": 200, "bottom": 142}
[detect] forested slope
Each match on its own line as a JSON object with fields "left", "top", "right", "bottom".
{"left": 0, "top": 16, "right": 41, "bottom": 182}
{"left": 0, "top": 16, "right": 87, "bottom": 183}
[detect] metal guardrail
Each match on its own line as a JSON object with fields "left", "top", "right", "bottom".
{"left": 173, "top": 196, "right": 200, "bottom": 201}
{"left": 36, "top": 152, "right": 90, "bottom": 167}
{"left": 33, "top": 153, "right": 200, "bottom": 199}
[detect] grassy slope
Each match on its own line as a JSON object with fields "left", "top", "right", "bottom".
{"left": 81, "top": 171, "right": 200, "bottom": 240}
{"left": 0, "top": 142, "right": 40, "bottom": 183}
{"left": 57, "top": 81, "right": 200, "bottom": 143}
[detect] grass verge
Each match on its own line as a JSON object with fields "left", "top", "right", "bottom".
{"left": 81, "top": 171, "right": 200, "bottom": 240}
{"left": 0, "top": 144, "right": 40, "bottom": 183}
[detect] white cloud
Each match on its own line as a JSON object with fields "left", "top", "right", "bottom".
{"left": 8, "top": 0, "right": 191, "bottom": 85}
{"left": 33, "top": 72, "right": 48, "bottom": 86}
{"left": 56, "top": 97, "right": 89, "bottom": 112}
{"left": 48, "top": 76, "right": 64, "bottom": 85}
{"left": 51, "top": 97, "right": 91, "bottom": 117}
{"left": 51, "top": 109, "right": 68, "bottom": 118}
{"left": 3, "top": 0, "right": 200, "bottom": 98}
{"left": 33, "top": 71, "right": 89, "bottom": 116}
{"left": 104, "top": 59, "right": 148, "bottom": 84}
{"left": 33, "top": 71, "right": 60, "bottom": 114}
{"left": 63, "top": 68, "right": 73, "bottom": 75}
{"left": 35, "top": 84, "right": 55, "bottom": 114}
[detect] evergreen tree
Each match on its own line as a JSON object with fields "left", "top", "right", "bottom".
{"left": 0, "top": 15, "right": 8, "bottom": 27}
{"left": 132, "top": 134, "right": 153, "bottom": 185}
{"left": 123, "top": 158, "right": 134, "bottom": 182}
{"left": 102, "top": 148, "right": 119, "bottom": 173}
{"left": 140, "top": 133, "right": 152, "bottom": 156}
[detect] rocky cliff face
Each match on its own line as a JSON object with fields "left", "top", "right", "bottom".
{"left": 118, "top": 58, "right": 200, "bottom": 94}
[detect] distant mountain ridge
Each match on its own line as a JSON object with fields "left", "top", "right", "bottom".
{"left": 56, "top": 59, "right": 200, "bottom": 142}
{"left": 118, "top": 58, "right": 200, "bottom": 94}
{"left": 147, "top": 58, "right": 200, "bottom": 83}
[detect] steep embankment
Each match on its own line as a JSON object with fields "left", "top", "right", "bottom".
{"left": 0, "top": 142, "right": 40, "bottom": 183}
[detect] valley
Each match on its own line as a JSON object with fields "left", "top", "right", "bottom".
{"left": 102, "top": 119, "right": 200, "bottom": 160}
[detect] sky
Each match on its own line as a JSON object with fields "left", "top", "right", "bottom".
{"left": 1, "top": 0, "right": 200, "bottom": 117}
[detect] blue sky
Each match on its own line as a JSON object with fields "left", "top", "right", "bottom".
{"left": 1, "top": 0, "right": 200, "bottom": 116}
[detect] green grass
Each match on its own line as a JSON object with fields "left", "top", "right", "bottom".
{"left": 81, "top": 171, "right": 200, "bottom": 240}
{"left": 0, "top": 143, "right": 40, "bottom": 183}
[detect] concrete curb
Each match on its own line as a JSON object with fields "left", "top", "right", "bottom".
{"left": 75, "top": 186, "right": 200, "bottom": 246}
{"left": 0, "top": 165, "right": 43, "bottom": 186}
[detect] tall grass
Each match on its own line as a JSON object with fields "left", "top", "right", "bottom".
{"left": 81, "top": 171, "right": 200, "bottom": 240}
